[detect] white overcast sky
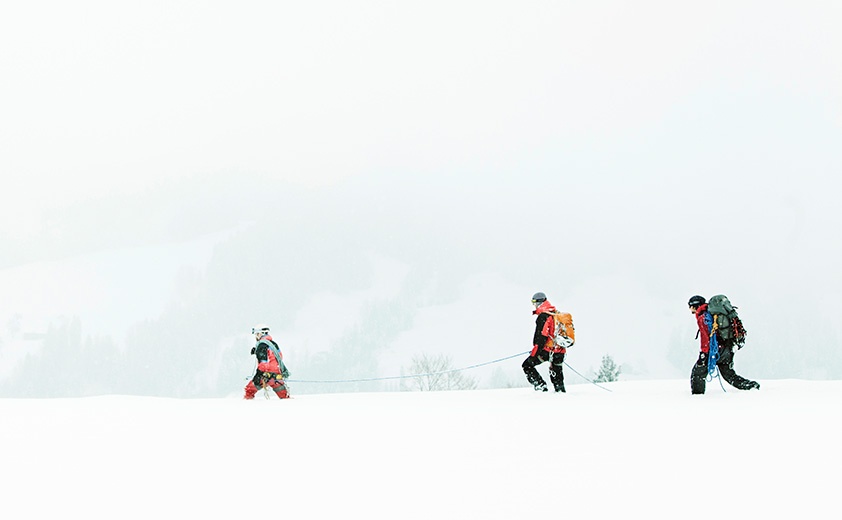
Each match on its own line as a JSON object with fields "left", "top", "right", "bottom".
{"left": 1, "top": 1, "right": 840, "bottom": 250}
{"left": 1, "top": 1, "right": 841, "bottom": 386}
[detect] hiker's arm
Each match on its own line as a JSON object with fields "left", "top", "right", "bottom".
{"left": 695, "top": 314, "right": 710, "bottom": 353}
{"left": 257, "top": 342, "right": 269, "bottom": 362}
{"left": 532, "top": 314, "right": 549, "bottom": 351}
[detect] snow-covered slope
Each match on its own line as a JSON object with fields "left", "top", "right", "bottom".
{"left": 2, "top": 379, "right": 836, "bottom": 519}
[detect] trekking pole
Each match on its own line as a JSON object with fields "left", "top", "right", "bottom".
{"left": 245, "top": 358, "right": 258, "bottom": 382}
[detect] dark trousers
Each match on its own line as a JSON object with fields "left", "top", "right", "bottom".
{"left": 523, "top": 350, "right": 566, "bottom": 392}
{"left": 691, "top": 341, "right": 757, "bottom": 394}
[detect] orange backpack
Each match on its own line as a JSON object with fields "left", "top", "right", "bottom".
{"left": 552, "top": 312, "right": 575, "bottom": 349}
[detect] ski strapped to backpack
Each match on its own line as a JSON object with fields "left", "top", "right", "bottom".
{"left": 707, "top": 294, "right": 747, "bottom": 349}
{"left": 552, "top": 311, "right": 575, "bottom": 349}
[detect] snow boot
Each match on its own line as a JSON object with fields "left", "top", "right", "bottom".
{"left": 690, "top": 363, "right": 707, "bottom": 394}
{"left": 524, "top": 364, "right": 548, "bottom": 392}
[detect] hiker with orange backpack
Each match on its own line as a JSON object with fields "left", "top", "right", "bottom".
{"left": 244, "top": 324, "right": 291, "bottom": 400}
{"left": 522, "top": 292, "right": 574, "bottom": 393}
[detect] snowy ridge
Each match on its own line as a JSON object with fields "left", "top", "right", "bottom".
{"left": 2, "top": 379, "right": 837, "bottom": 519}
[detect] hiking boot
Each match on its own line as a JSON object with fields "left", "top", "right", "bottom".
{"left": 749, "top": 381, "right": 760, "bottom": 390}
{"left": 534, "top": 382, "right": 548, "bottom": 392}
{"left": 554, "top": 385, "right": 566, "bottom": 393}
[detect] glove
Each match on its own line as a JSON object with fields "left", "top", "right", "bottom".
{"left": 696, "top": 352, "right": 708, "bottom": 367}
{"left": 250, "top": 347, "right": 256, "bottom": 355}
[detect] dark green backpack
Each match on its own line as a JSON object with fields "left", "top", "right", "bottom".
{"left": 707, "top": 294, "right": 747, "bottom": 348}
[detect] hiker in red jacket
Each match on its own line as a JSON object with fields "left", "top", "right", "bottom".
{"left": 688, "top": 295, "right": 759, "bottom": 394}
{"left": 522, "top": 292, "right": 567, "bottom": 392}
{"left": 244, "top": 325, "right": 290, "bottom": 400}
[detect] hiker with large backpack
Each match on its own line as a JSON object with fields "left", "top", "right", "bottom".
{"left": 522, "top": 292, "right": 575, "bottom": 393}
{"left": 244, "top": 324, "right": 291, "bottom": 400}
{"left": 688, "top": 295, "right": 759, "bottom": 394}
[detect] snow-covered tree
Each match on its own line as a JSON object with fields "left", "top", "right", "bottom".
{"left": 403, "top": 353, "right": 477, "bottom": 391}
{"left": 594, "top": 355, "right": 621, "bottom": 383}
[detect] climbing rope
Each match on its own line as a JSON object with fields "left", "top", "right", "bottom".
{"left": 286, "top": 352, "right": 528, "bottom": 384}
{"left": 705, "top": 313, "right": 727, "bottom": 392}
{"left": 711, "top": 367, "right": 727, "bottom": 392}
{"left": 561, "top": 361, "right": 613, "bottom": 392}
{"left": 284, "top": 350, "right": 613, "bottom": 392}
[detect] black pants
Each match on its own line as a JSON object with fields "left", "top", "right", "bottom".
{"left": 523, "top": 350, "right": 566, "bottom": 392}
{"left": 691, "top": 341, "right": 757, "bottom": 394}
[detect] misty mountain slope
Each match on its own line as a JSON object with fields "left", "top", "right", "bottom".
{"left": 2, "top": 2, "right": 841, "bottom": 397}
{"left": 1, "top": 379, "right": 836, "bottom": 519}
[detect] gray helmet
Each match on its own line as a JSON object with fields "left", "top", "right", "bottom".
{"left": 531, "top": 292, "right": 547, "bottom": 304}
{"left": 687, "top": 295, "right": 706, "bottom": 307}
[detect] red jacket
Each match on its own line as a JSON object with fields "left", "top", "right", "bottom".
{"left": 532, "top": 300, "right": 564, "bottom": 355}
{"left": 694, "top": 304, "right": 712, "bottom": 353}
{"left": 255, "top": 335, "right": 284, "bottom": 375}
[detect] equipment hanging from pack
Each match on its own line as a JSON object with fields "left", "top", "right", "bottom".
{"left": 552, "top": 312, "right": 575, "bottom": 349}
{"left": 707, "top": 294, "right": 747, "bottom": 349}
{"left": 704, "top": 311, "right": 720, "bottom": 377}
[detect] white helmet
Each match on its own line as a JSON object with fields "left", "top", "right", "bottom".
{"left": 251, "top": 324, "right": 270, "bottom": 336}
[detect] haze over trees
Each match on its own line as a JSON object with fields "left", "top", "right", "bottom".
{"left": 2, "top": 2, "right": 841, "bottom": 397}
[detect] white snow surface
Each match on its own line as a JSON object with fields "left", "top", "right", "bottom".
{"left": 2, "top": 379, "right": 837, "bottom": 519}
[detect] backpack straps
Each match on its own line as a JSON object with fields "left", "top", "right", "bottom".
{"left": 257, "top": 339, "right": 289, "bottom": 379}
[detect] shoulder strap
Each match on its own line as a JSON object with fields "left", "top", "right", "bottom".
{"left": 260, "top": 339, "right": 289, "bottom": 378}
{"left": 703, "top": 311, "right": 714, "bottom": 333}
{"left": 256, "top": 339, "right": 276, "bottom": 360}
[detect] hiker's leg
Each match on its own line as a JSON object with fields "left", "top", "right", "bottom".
{"left": 243, "top": 381, "right": 258, "bottom": 400}
{"left": 549, "top": 353, "right": 566, "bottom": 392}
{"left": 522, "top": 352, "right": 548, "bottom": 390}
{"left": 718, "top": 363, "right": 757, "bottom": 389}
{"left": 269, "top": 380, "right": 289, "bottom": 399}
{"left": 690, "top": 361, "right": 707, "bottom": 394}
{"left": 715, "top": 344, "right": 755, "bottom": 389}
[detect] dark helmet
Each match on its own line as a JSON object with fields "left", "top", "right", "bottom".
{"left": 687, "top": 295, "right": 706, "bottom": 307}
{"left": 531, "top": 292, "right": 547, "bottom": 304}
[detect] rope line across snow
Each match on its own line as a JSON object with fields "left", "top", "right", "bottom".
{"left": 285, "top": 351, "right": 613, "bottom": 392}
{"left": 286, "top": 351, "right": 529, "bottom": 384}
